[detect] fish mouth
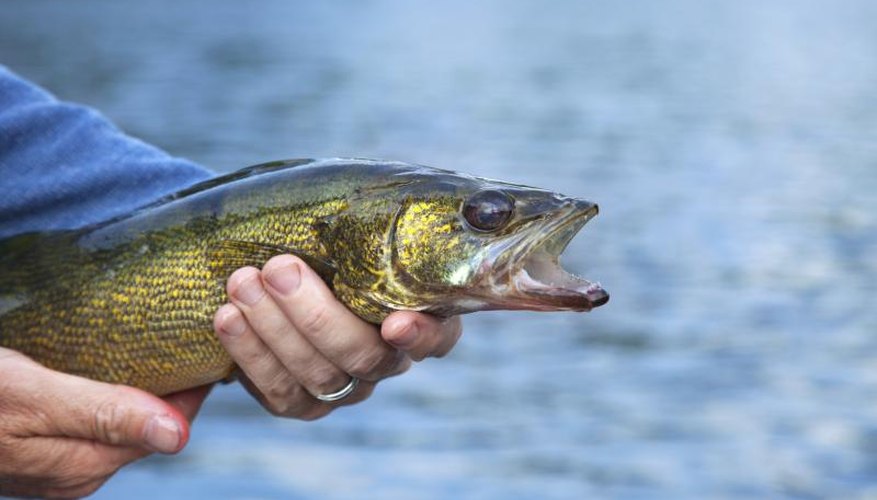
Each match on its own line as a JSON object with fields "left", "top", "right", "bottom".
{"left": 482, "top": 200, "right": 609, "bottom": 312}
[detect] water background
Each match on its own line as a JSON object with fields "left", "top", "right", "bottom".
{"left": 3, "top": 1, "right": 877, "bottom": 498}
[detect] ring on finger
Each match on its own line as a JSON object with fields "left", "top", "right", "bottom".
{"left": 314, "top": 376, "right": 359, "bottom": 402}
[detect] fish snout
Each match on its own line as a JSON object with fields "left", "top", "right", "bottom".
{"left": 568, "top": 198, "right": 599, "bottom": 219}
{"left": 584, "top": 283, "right": 610, "bottom": 308}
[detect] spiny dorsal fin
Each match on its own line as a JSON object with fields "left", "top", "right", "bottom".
{"left": 158, "top": 159, "right": 316, "bottom": 206}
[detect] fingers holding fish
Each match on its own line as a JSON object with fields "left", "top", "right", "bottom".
{"left": 228, "top": 267, "right": 350, "bottom": 394}
{"left": 1, "top": 159, "right": 608, "bottom": 398}
{"left": 235, "top": 368, "right": 321, "bottom": 419}
{"left": 214, "top": 303, "right": 292, "bottom": 391}
{"left": 261, "top": 255, "right": 412, "bottom": 383}
{"left": 215, "top": 302, "right": 333, "bottom": 417}
{"left": 382, "top": 312, "right": 464, "bottom": 361}
{"left": 0, "top": 347, "right": 198, "bottom": 499}
{"left": 220, "top": 260, "right": 404, "bottom": 417}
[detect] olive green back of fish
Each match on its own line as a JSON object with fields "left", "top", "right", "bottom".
{"left": 0, "top": 159, "right": 418, "bottom": 395}
{"left": 0, "top": 159, "right": 601, "bottom": 395}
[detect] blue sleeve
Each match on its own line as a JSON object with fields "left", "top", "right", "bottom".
{"left": 0, "top": 65, "right": 214, "bottom": 238}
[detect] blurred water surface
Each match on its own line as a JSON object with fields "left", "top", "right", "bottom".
{"left": 3, "top": 0, "right": 877, "bottom": 498}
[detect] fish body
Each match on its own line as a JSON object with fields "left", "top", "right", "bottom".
{"left": 0, "top": 159, "right": 607, "bottom": 395}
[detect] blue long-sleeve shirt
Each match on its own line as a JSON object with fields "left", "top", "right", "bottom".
{"left": 0, "top": 65, "right": 212, "bottom": 238}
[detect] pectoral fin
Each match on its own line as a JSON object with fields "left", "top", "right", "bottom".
{"left": 206, "top": 240, "right": 336, "bottom": 285}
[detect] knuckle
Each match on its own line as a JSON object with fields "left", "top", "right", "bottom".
{"left": 264, "top": 397, "right": 292, "bottom": 417}
{"left": 306, "top": 364, "right": 349, "bottom": 395}
{"left": 92, "top": 393, "right": 127, "bottom": 445}
{"left": 226, "top": 267, "right": 255, "bottom": 292}
{"left": 213, "top": 304, "right": 244, "bottom": 335}
{"left": 296, "top": 305, "right": 334, "bottom": 338}
{"left": 238, "top": 345, "right": 274, "bottom": 369}
{"left": 227, "top": 268, "right": 265, "bottom": 306}
{"left": 347, "top": 348, "right": 400, "bottom": 380}
{"left": 265, "top": 402, "right": 291, "bottom": 417}
{"left": 262, "top": 320, "right": 292, "bottom": 343}
{"left": 260, "top": 378, "right": 300, "bottom": 417}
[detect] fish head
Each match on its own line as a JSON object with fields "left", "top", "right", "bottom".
{"left": 387, "top": 172, "right": 609, "bottom": 315}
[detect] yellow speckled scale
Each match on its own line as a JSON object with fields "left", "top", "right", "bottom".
{"left": 0, "top": 158, "right": 608, "bottom": 395}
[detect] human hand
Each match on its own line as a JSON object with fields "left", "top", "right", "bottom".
{"left": 213, "top": 254, "right": 463, "bottom": 419}
{"left": 0, "top": 348, "right": 211, "bottom": 498}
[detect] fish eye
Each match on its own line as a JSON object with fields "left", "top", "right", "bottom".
{"left": 462, "top": 190, "right": 515, "bottom": 232}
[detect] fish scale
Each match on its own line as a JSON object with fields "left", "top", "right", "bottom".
{"left": 0, "top": 158, "right": 607, "bottom": 395}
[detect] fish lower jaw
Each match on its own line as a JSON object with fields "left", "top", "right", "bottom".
{"left": 480, "top": 201, "right": 608, "bottom": 311}
{"left": 504, "top": 253, "right": 609, "bottom": 311}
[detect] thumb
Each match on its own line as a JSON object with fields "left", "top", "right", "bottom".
{"left": 28, "top": 364, "right": 192, "bottom": 454}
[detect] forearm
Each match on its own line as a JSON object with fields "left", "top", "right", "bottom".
{"left": 0, "top": 65, "right": 212, "bottom": 237}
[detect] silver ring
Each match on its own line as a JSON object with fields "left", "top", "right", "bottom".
{"left": 315, "top": 376, "right": 359, "bottom": 402}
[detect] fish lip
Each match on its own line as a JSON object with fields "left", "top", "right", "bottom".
{"left": 479, "top": 200, "right": 609, "bottom": 311}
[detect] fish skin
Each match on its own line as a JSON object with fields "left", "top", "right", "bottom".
{"left": 0, "top": 159, "right": 606, "bottom": 395}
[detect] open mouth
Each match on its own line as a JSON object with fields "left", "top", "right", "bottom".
{"left": 507, "top": 201, "right": 609, "bottom": 311}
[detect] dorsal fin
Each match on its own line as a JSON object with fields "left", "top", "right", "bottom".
{"left": 154, "top": 159, "right": 317, "bottom": 206}
{"left": 116, "top": 159, "right": 316, "bottom": 218}
{"left": 82, "top": 159, "right": 319, "bottom": 233}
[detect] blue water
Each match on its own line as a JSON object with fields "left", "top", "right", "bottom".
{"left": 3, "top": 1, "right": 877, "bottom": 498}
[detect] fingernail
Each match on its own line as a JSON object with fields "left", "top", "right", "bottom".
{"left": 235, "top": 275, "right": 264, "bottom": 306}
{"left": 145, "top": 415, "right": 182, "bottom": 453}
{"left": 389, "top": 323, "right": 418, "bottom": 349}
{"left": 265, "top": 263, "right": 301, "bottom": 295}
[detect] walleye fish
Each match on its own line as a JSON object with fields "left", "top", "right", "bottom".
{"left": 0, "top": 159, "right": 608, "bottom": 395}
